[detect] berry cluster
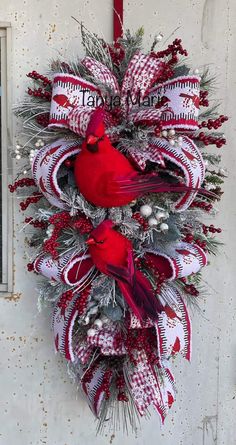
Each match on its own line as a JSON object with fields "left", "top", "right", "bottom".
{"left": 125, "top": 329, "right": 158, "bottom": 367}
{"left": 43, "top": 212, "right": 71, "bottom": 258}
{"left": 20, "top": 192, "right": 42, "bottom": 211}
{"left": 183, "top": 232, "right": 207, "bottom": 250}
{"left": 106, "top": 42, "right": 125, "bottom": 66}
{"left": 36, "top": 113, "right": 50, "bottom": 127}
{"left": 8, "top": 177, "right": 36, "bottom": 193}
{"left": 27, "top": 262, "right": 34, "bottom": 272}
{"left": 190, "top": 200, "right": 213, "bottom": 212}
{"left": 27, "top": 87, "right": 52, "bottom": 101}
{"left": 194, "top": 238, "right": 207, "bottom": 250}
{"left": 57, "top": 290, "right": 74, "bottom": 311}
{"left": 180, "top": 280, "right": 199, "bottom": 296}
{"left": 155, "top": 38, "right": 188, "bottom": 63}
{"left": 25, "top": 217, "right": 47, "bottom": 229}
{"left": 132, "top": 212, "right": 149, "bottom": 231}
{"left": 183, "top": 233, "right": 194, "bottom": 243}
{"left": 144, "top": 254, "right": 166, "bottom": 294}
{"left": 116, "top": 373, "right": 128, "bottom": 402}
{"left": 76, "top": 286, "right": 91, "bottom": 316}
{"left": 199, "top": 115, "right": 228, "bottom": 130}
{"left": 27, "top": 70, "right": 51, "bottom": 86}
{"left": 196, "top": 132, "right": 226, "bottom": 148}
{"left": 72, "top": 216, "right": 93, "bottom": 234}
{"left": 199, "top": 90, "right": 209, "bottom": 107}
{"left": 202, "top": 224, "right": 222, "bottom": 235}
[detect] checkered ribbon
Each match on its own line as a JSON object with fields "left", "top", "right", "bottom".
{"left": 124, "top": 350, "right": 176, "bottom": 422}
{"left": 81, "top": 56, "right": 120, "bottom": 95}
{"left": 121, "top": 52, "right": 165, "bottom": 114}
{"left": 87, "top": 325, "right": 126, "bottom": 356}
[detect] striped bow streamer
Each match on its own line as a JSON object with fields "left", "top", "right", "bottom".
{"left": 51, "top": 283, "right": 191, "bottom": 418}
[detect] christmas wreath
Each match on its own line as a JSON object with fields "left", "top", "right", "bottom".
{"left": 11, "top": 26, "right": 227, "bottom": 432}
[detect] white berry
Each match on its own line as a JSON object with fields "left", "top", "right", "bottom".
{"left": 148, "top": 217, "right": 158, "bottom": 227}
{"left": 15, "top": 154, "right": 21, "bottom": 160}
{"left": 140, "top": 204, "right": 152, "bottom": 218}
{"left": 94, "top": 319, "right": 103, "bottom": 329}
{"left": 87, "top": 328, "right": 96, "bottom": 337}
{"left": 162, "top": 130, "right": 168, "bottom": 137}
{"left": 169, "top": 129, "right": 175, "bottom": 136}
{"left": 84, "top": 316, "right": 90, "bottom": 325}
{"left": 169, "top": 139, "right": 175, "bottom": 146}
{"left": 194, "top": 68, "right": 200, "bottom": 75}
{"left": 160, "top": 222, "right": 169, "bottom": 232}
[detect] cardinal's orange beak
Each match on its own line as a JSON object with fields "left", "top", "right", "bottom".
{"left": 86, "top": 237, "right": 96, "bottom": 246}
{"left": 87, "top": 135, "right": 99, "bottom": 145}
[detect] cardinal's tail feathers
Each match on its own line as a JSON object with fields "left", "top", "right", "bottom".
{"left": 107, "top": 263, "right": 163, "bottom": 321}
{"left": 134, "top": 270, "right": 164, "bottom": 318}
{"left": 114, "top": 174, "right": 215, "bottom": 198}
{"left": 118, "top": 280, "right": 145, "bottom": 320}
{"left": 117, "top": 270, "right": 163, "bottom": 321}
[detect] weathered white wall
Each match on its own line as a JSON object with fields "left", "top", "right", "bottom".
{"left": 0, "top": 1, "right": 235, "bottom": 444}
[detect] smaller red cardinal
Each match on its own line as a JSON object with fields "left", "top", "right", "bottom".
{"left": 86, "top": 220, "right": 163, "bottom": 320}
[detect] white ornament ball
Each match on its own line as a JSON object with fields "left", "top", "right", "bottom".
{"left": 140, "top": 204, "right": 152, "bottom": 218}
{"left": 94, "top": 319, "right": 103, "bottom": 329}
{"left": 35, "top": 142, "right": 40, "bottom": 148}
{"left": 194, "top": 68, "right": 200, "bottom": 75}
{"left": 15, "top": 154, "right": 21, "bottom": 160}
{"left": 156, "top": 33, "right": 163, "bottom": 42}
{"left": 87, "top": 328, "right": 96, "bottom": 337}
{"left": 148, "top": 217, "right": 158, "bottom": 227}
{"left": 160, "top": 222, "right": 169, "bottom": 232}
{"left": 168, "top": 129, "right": 175, "bottom": 136}
{"left": 162, "top": 130, "right": 168, "bottom": 137}
{"left": 16, "top": 144, "right": 21, "bottom": 150}
{"left": 23, "top": 170, "right": 27, "bottom": 175}
{"left": 169, "top": 139, "right": 175, "bottom": 146}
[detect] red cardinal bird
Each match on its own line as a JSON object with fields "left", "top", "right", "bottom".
{"left": 74, "top": 108, "right": 198, "bottom": 208}
{"left": 86, "top": 219, "right": 163, "bottom": 320}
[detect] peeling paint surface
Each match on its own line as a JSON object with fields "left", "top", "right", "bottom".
{"left": 0, "top": 1, "right": 236, "bottom": 444}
